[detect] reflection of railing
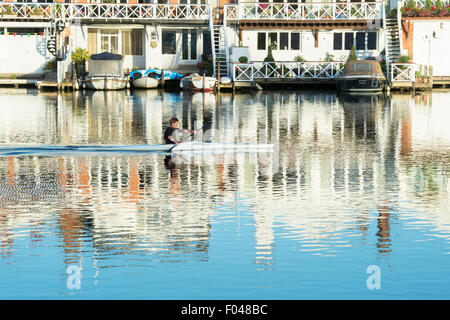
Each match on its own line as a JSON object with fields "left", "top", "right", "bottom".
{"left": 233, "top": 62, "right": 345, "bottom": 82}
{"left": 0, "top": 3, "right": 210, "bottom": 20}
{"left": 399, "top": 0, "right": 450, "bottom": 9}
{"left": 390, "top": 63, "right": 416, "bottom": 82}
{"left": 225, "top": 2, "right": 382, "bottom": 20}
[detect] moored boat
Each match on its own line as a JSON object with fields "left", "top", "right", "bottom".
{"left": 132, "top": 76, "right": 159, "bottom": 89}
{"left": 337, "top": 60, "right": 386, "bottom": 93}
{"left": 129, "top": 69, "right": 183, "bottom": 88}
{"left": 83, "top": 52, "right": 129, "bottom": 90}
{"left": 181, "top": 74, "right": 216, "bottom": 92}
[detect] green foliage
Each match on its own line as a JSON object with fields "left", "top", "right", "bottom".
{"left": 436, "top": 0, "right": 443, "bottom": 10}
{"left": 324, "top": 53, "right": 334, "bottom": 62}
{"left": 294, "top": 55, "right": 305, "bottom": 62}
{"left": 238, "top": 56, "right": 248, "bottom": 63}
{"left": 397, "top": 55, "right": 411, "bottom": 63}
{"left": 387, "top": 8, "right": 397, "bottom": 18}
{"left": 425, "top": 0, "right": 432, "bottom": 10}
{"left": 44, "top": 59, "right": 57, "bottom": 71}
{"left": 347, "top": 45, "right": 357, "bottom": 62}
{"left": 71, "top": 47, "right": 89, "bottom": 64}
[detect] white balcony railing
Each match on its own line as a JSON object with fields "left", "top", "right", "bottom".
{"left": 390, "top": 63, "right": 416, "bottom": 82}
{"left": 225, "top": 2, "right": 383, "bottom": 21}
{"left": 233, "top": 61, "right": 345, "bottom": 82}
{"left": 399, "top": 0, "right": 450, "bottom": 9}
{"left": 0, "top": 2, "right": 210, "bottom": 20}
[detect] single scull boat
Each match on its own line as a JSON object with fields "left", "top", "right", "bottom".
{"left": 0, "top": 142, "right": 274, "bottom": 156}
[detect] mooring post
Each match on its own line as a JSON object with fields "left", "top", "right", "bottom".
{"left": 161, "top": 69, "right": 165, "bottom": 90}
{"left": 217, "top": 58, "right": 221, "bottom": 93}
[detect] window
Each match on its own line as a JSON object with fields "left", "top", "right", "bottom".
{"left": 353, "top": 63, "right": 372, "bottom": 72}
{"left": 191, "top": 29, "right": 197, "bottom": 60}
{"left": 280, "top": 33, "right": 289, "bottom": 50}
{"left": 203, "top": 31, "right": 212, "bottom": 56}
{"left": 344, "top": 32, "right": 354, "bottom": 50}
{"left": 333, "top": 33, "right": 342, "bottom": 50}
{"left": 100, "top": 29, "right": 119, "bottom": 54}
{"left": 291, "top": 33, "right": 300, "bottom": 50}
{"left": 257, "top": 33, "right": 266, "bottom": 50}
{"left": 269, "top": 32, "right": 278, "bottom": 49}
{"left": 162, "top": 30, "right": 176, "bottom": 55}
{"left": 356, "top": 32, "right": 365, "bottom": 50}
{"left": 181, "top": 29, "right": 197, "bottom": 60}
{"left": 367, "top": 32, "right": 377, "bottom": 50}
{"left": 182, "top": 30, "right": 189, "bottom": 60}
{"left": 122, "top": 29, "right": 143, "bottom": 56}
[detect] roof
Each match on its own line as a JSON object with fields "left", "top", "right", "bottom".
{"left": 341, "top": 60, "right": 385, "bottom": 77}
{"left": 90, "top": 52, "right": 123, "bottom": 61}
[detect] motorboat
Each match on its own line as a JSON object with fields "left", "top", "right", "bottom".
{"left": 83, "top": 52, "right": 129, "bottom": 90}
{"left": 129, "top": 69, "right": 184, "bottom": 89}
{"left": 181, "top": 74, "right": 217, "bottom": 92}
{"left": 336, "top": 60, "right": 386, "bottom": 93}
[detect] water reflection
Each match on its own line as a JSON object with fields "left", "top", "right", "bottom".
{"left": 0, "top": 89, "right": 450, "bottom": 297}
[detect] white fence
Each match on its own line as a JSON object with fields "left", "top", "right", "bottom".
{"left": 233, "top": 62, "right": 345, "bottom": 82}
{"left": 399, "top": 0, "right": 450, "bottom": 9}
{"left": 225, "top": 2, "right": 383, "bottom": 20}
{"left": 390, "top": 63, "right": 416, "bottom": 82}
{"left": 0, "top": 2, "right": 210, "bottom": 20}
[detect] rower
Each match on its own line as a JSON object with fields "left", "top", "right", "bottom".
{"left": 163, "top": 117, "right": 194, "bottom": 145}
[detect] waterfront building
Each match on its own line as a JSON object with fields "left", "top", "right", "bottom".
{"left": 1, "top": 0, "right": 449, "bottom": 82}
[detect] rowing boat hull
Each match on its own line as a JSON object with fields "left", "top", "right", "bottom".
{"left": 0, "top": 142, "right": 274, "bottom": 156}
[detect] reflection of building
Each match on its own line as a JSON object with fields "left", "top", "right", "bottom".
{"left": 1, "top": 90, "right": 450, "bottom": 267}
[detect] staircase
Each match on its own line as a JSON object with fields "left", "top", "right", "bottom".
{"left": 385, "top": 18, "right": 401, "bottom": 70}
{"left": 212, "top": 24, "right": 229, "bottom": 78}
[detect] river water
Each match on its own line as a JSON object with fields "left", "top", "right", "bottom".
{"left": 0, "top": 88, "right": 449, "bottom": 299}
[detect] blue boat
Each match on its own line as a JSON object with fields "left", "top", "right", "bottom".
{"left": 129, "top": 69, "right": 184, "bottom": 80}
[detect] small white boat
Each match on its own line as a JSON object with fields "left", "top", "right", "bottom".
{"left": 83, "top": 52, "right": 129, "bottom": 90}
{"left": 132, "top": 76, "right": 159, "bottom": 89}
{"left": 181, "top": 74, "right": 216, "bottom": 92}
{"left": 84, "top": 75, "right": 130, "bottom": 90}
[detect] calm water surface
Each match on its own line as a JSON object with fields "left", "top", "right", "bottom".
{"left": 0, "top": 89, "right": 449, "bottom": 299}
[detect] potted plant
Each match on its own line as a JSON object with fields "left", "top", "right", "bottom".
{"left": 238, "top": 56, "right": 248, "bottom": 63}
{"left": 71, "top": 47, "right": 89, "bottom": 79}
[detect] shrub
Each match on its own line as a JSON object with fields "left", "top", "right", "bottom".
{"left": 71, "top": 47, "right": 89, "bottom": 64}
{"left": 44, "top": 59, "right": 57, "bottom": 71}
{"left": 324, "top": 53, "right": 334, "bottom": 62}
{"left": 347, "top": 45, "right": 357, "bottom": 62}
{"left": 397, "top": 55, "right": 411, "bottom": 63}
{"left": 238, "top": 56, "right": 248, "bottom": 63}
{"left": 294, "top": 55, "right": 305, "bottom": 62}
{"left": 425, "top": 0, "right": 431, "bottom": 10}
{"left": 387, "top": 8, "right": 397, "bottom": 18}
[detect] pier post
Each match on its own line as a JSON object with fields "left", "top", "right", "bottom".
{"left": 217, "top": 58, "right": 221, "bottom": 93}
{"left": 161, "top": 69, "right": 165, "bottom": 89}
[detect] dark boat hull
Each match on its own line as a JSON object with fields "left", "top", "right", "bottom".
{"left": 337, "top": 78, "right": 386, "bottom": 93}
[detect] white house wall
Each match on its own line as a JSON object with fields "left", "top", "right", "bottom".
{"left": 0, "top": 23, "right": 52, "bottom": 75}
{"left": 240, "top": 29, "right": 385, "bottom": 62}
{"left": 412, "top": 20, "right": 450, "bottom": 77}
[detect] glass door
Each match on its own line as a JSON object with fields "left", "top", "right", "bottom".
{"left": 181, "top": 29, "right": 198, "bottom": 61}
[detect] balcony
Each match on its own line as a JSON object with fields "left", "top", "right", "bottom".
{"left": 225, "top": 2, "right": 383, "bottom": 21}
{"left": 0, "top": 2, "right": 210, "bottom": 21}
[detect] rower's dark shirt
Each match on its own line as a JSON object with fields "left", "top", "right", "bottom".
{"left": 164, "top": 126, "right": 176, "bottom": 144}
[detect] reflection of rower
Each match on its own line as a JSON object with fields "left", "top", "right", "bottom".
{"left": 163, "top": 117, "right": 195, "bottom": 146}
